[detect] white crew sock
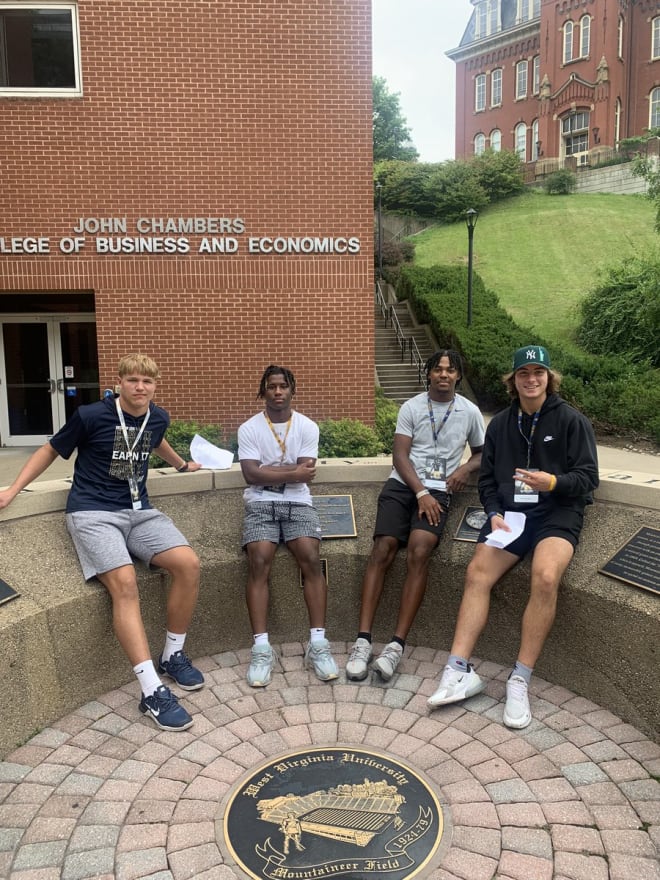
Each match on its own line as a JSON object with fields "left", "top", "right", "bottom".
{"left": 254, "top": 632, "right": 269, "bottom": 646}
{"left": 161, "top": 630, "right": 186, "bottom": 663}
{"left": 310, "top": 627, "right": 326, "bottom": 642}
{"left": 133, "top": 660, "right": 162, "bottom": 697}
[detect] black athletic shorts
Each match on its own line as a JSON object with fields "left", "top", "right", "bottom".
{"left": 476, "top": 503, "right": 584, "bottom": 558}
{"left": 373, "top": 478, "right": 450, "bottom": 545}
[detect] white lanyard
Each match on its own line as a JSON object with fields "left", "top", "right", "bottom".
{"left": 115, "top": 396, "right": 151, "bottom": 466}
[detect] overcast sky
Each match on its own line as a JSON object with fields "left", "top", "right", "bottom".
{"left": 372, "top": 2, "right": 473, "bottom": 162}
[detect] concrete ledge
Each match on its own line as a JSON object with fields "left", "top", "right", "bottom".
{"left": 1, "top": 460, "right": 658, "bottom": 756}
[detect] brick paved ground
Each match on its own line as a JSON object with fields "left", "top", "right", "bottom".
{"left": 1, "top": 643, "right": 659, "bottom": 880}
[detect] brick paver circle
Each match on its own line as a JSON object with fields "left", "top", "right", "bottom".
{"left": 1, "top": 642, "right": 659, "bottom": 880}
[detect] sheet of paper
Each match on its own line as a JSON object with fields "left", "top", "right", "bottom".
{"left": 190, "top": 434, "right": 234, "bottom": 470}
{"left": 485, "top": 511, "right": 526, "bottom": 549}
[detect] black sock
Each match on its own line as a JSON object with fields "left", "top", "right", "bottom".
{"left": 357, "top": 632, "right": 372, "bottom": 643}
{"left": 391, "top": 636, "right": 405, "bottom": 650}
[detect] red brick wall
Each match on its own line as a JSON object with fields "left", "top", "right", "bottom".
{"left": 0, "top": 1, "right": 374, "bottom": 433}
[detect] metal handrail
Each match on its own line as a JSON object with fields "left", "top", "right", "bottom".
{"left": 389, "top": 306, "right": 406, "bottom": 360}
{"left": 409, "top": 337, "right": 425, "bottom": 384}
{"left": 374, "top": 281, "right": 389, "bottom": 325}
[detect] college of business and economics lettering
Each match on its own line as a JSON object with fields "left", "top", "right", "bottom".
{"left": 222, "top": 747, "right": 444, "bottom": 880}
{"left": 0, "top": 216, "right": 361, "bottom": 256}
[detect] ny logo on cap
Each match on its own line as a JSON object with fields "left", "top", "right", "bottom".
{"left": 526, "top": 348, "right": 544, "bottom": 361}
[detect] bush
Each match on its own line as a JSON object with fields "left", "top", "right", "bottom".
{"left": 318, "top": 418, "right": 382, "bottom": 458}
{"left": 544, "top": 168, "right": 576, "bottom": 195}
{"left": 150, "top": 420, "right": 234, "bottom": 468}
{"left": 577, "top": 252, "right": 660, "bottom": 366}
{"left": 374, "top": 387, "right": 400, "bottom": 453}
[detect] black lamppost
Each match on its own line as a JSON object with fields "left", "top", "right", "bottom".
{"left": 465, "top": 208, "right": 478, "bottom": 326}
{"left": 376, "top": 182, "right": 383, "bottom": 281}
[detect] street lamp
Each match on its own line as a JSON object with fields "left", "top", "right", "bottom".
{"left": 465, "top": 208, "right": 478, "bottom": 326}
{"left": 376, "top": 182, "right": 383, "bottom": 281}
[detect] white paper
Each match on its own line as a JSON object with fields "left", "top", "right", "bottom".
{"left": 485, "top": 511, "right": 526, "bottom": 549}
{"left": 190, "top": 434, "right": 234, "bottom": 470}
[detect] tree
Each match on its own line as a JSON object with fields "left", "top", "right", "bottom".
{"left": 373, "top": 76, "right": 419, "bottom": 162}
{"left": 628, "top": 128, "right": 660, "bottom": 230}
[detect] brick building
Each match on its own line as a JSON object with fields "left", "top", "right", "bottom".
{"left": 449, "top": 0, "right": 660, "bottom": 166}
{"left": 0, "top": 1, "right": 373, "bottom": 446}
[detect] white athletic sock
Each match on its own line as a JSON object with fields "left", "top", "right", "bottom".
{"left": 161, "top": 630, "right": 186, "bottom": 663}
{"left": 254, "top": 632, "right": 269, "bottom": 646}
{"left": 310, "top": 627, "right": 325, "bottom": 642}
{"left": 133, "top": 660, "right": 162, "bottom": 697}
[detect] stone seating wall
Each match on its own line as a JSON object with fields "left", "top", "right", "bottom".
{"left": 0, "top": 460, "right": 658, "bottom": 756}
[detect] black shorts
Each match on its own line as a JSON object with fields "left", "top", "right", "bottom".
{"left": 477, "top": 504, "right": 584, "bottom": 559}
{"left": 374, "top": 478, "right": 450, "bottom": 546}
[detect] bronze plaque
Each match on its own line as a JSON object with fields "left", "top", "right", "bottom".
{"left": 454, "top": 506, "right": 488, "bottom": 543}
{"left": 0, "top": 578, "right": 19, "bottom": 606}
{"left": 222, "top": 747, "right": 444, "bottom": 880}
{"left": 599, "top": 526, "right": 660, "bottom": 595}
{"left": 312, "top": 495, "right": 357, "bottom": 538}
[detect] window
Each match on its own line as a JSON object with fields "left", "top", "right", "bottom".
{"left": 491, "top": 68, "right": 502, "bottom": 106}
{"left": 515, "top": 122, "right": 527, "bottom": 161}
{"left": 563, "top": 21, "right": 574, "bottom": 64}
{"left": 653, "top": 17, "right": 660, "bottom": 60}
{"left": 490, "top": 129, "right": 501, "bottom": 152}
{"left": 531, "top": 119, "right": 539, "bottom": 159}
{"left": 562, "top": 110, "right": 589, "bottom": 162}
{"left": 518, "top": 0, "right": 540, "bottom": 22}
{"left": 474, "top": 133, "right": 486, "bottom": 155}
{"left": 618, "top": 16, "right": 624, "bottom": 59}
{"left": 0, "top": 4, "right": 81, "bottom": 95}
{"left": 533, "top": 0, "right": 540, "bottom": 15}
{"left": 516, "top": 60, "right": 528, "bottom": 99}
{"left": 475, "top": 0, "right": 498, "bottom": 38}
{"left": 532, "top": 55, "right": 540, "bottom": 94}
{"left": 580, "top": 15, "right": 590, "bottom": 58}
{"left": 615, "top": 98, "right": 621, "bottom": 149}
{"left": 651, "top": 88, "right": 660, "bottom": 129}
{"left": 475, "top": 73, "right": 486, "bottom": 111}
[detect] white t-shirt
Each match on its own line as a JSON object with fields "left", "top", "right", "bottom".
{"left": 391, "top": 392, "right": 485, "bottom": 488}
{"left": 237, "top": 410, "right": 319, "bottom": 505}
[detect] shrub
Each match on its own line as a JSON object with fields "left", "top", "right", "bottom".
{"left": 150, "top": 420, "right": 234, "bottom": 468}
{"left": 374, "top": 387, "right": 400, "bottom": 453}
{"left": 544, "top": 168, "right": 576, "bottom": 195}
{"left": 318, "top": 418, "right": 382, "bottom": 458}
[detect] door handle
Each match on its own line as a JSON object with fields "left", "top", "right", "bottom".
{"left": 56, "top": 378, "right": 65, "bottom": 394}
{"left": 48, "top": 378, "right": 57, "bottom": 394}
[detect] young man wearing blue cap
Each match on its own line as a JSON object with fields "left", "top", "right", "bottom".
{"left": 428, "top": 345, "right": 599, "bottom": 728}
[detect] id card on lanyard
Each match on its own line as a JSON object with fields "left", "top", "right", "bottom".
{"left": 515, "top": 408, "right": 540, "bottom": 503}
{"left": 424, "top": 396, "right": 454, "bottom": 490}
{"left": 115, "top": 397, "right": 151, "bottom": 510}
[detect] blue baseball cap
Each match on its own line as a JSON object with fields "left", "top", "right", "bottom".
{"left": 512, "top": 345, "right": 551, "bottom": 371}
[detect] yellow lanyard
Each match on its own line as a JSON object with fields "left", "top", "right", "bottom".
{"left": 264, "top": 412, "right": 292, "bottom": 462}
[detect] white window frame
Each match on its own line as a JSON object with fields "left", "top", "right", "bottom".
{"left": 563, "top": 21, "right": 574, "bottom": 64}
{"left": 533, "top": 0, "right": 540, "bottom": 16}
{"left": 531, "top": 119, "right": 539, "bottom": 160}
{"left": 617, "top": 16, "right": 624, "bottom": 59}
{"left": 532, "top": 55, "right": 540, "bottom": 95}
{"left": 651, "top": 87, "right": 660, "bottom": 129}
{"left": 515, "top": 122, "right": 527, "bottom": 161}
{"left": 580, "top": 15, "right": 591, "bottom": 58}
{"left": 490, "top": 129, "right": 501, "bottom": 152}
{"left": 615, "top": 97, "right": 621, "bottom": 149}
{"left": 475, "top": 0, "right": 498, "bottom": 39}
{"left": 491, "top": 68, "right": 502, "bottom": 106}
{"left": 474, "top": 133, "right": 486, "bottom": 155}
{"left": 516, "top": 60, "right": 528, "bottom": 99}
{"left": 475, "top": 73, "right": 486, "bottom": 112}
{"left": 653, "top": 17, "right": 660, "bottom": 61}
{"left": 0, "top": 3, "right": 82, "bottom": 97}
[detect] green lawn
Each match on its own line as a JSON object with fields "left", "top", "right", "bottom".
{"left": 411, "top": 189, "right": 658, "bottom": 352}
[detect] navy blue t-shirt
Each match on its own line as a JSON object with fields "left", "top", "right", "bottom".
{"left": 49, "top": 395, "right": 169, "bottom": 513}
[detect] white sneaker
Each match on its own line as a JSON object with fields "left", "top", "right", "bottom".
{"left": 503, "top": 674, "right": 532, "bottom": 729}
{"left": 346, "top": 638, "right": 373, "bottom": 681}
{"left": 304, "top": 639, "right": 339, "bottom": 681}
{"left": 373, "top": 641, "right": 403, "bottom": 681}
{"left": 247, "top": 643, "right": 276, "bottom": 687}
{"left": 427, "top": 664, "right": 486, "bottom": 708}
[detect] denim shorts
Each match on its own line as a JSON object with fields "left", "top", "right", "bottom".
{"left": 66, "top": 508, "right": 190, "bottom": 580}
{"left": 242, "top": 501, "right": 322, "bottom": 548}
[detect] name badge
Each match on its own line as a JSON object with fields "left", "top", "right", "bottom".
{"left": 128, "top": 474, "right": 142, "bottom": 510}
{"left": 514, "top": 468, "right": 539, "bottom": 504}
{"left": 424, "top": 457, "right": 447, "bottom": 491}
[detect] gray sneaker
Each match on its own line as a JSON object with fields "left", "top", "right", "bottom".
{"left": 346, "top": 638, "right": 373, "bottom": 681}
{"left": 247, "top": 643, "right": 276, "bottom": 687}
{"left": 373, "top": 641, "right": 403, "bottom": 681}
{"left": 304, "top": 638, "right": 339, "bottom": 681}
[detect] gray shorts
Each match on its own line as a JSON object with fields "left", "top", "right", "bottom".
{"left": 66, "top": 508, "right": 190, "bottom": 581}
{"left": 242, "top": 501, "right": 322, "bottom": 548}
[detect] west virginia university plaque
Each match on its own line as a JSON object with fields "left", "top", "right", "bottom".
{"left": 222, "top": 747, "right": 444, "bottom": 879}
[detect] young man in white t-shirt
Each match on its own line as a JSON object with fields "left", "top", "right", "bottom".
{"left": 237, "top": 365, "right": 338, "bottom": 687}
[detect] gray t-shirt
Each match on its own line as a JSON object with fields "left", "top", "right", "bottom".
{"left": 390, "top": 392, "right": 485, "bottom": 488}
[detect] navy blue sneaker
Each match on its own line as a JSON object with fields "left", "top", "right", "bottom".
{"left": 158, "top": 650, "right": 205, "bottom": 691}
{"left": 139, "top": 685, "right": 194, "bottom": 731}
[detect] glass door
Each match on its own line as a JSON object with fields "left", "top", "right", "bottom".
{"left": 0, "top": 315, "right": 98, "bottom": 446}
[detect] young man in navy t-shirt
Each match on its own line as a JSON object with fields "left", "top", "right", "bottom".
{"left": 0, "top": 354, "right": 204, "bottom": 731}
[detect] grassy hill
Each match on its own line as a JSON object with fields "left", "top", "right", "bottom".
{"left": 411, "top": 189, "right": 658, "bottom": 353}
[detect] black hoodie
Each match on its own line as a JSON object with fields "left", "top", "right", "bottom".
{"left": 479, "top": 393, "right": 599, "bottom": 516}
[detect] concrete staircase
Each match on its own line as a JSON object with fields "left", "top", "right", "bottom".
{"left": 375, "top": 301, "right": 436, "bottom": 405}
